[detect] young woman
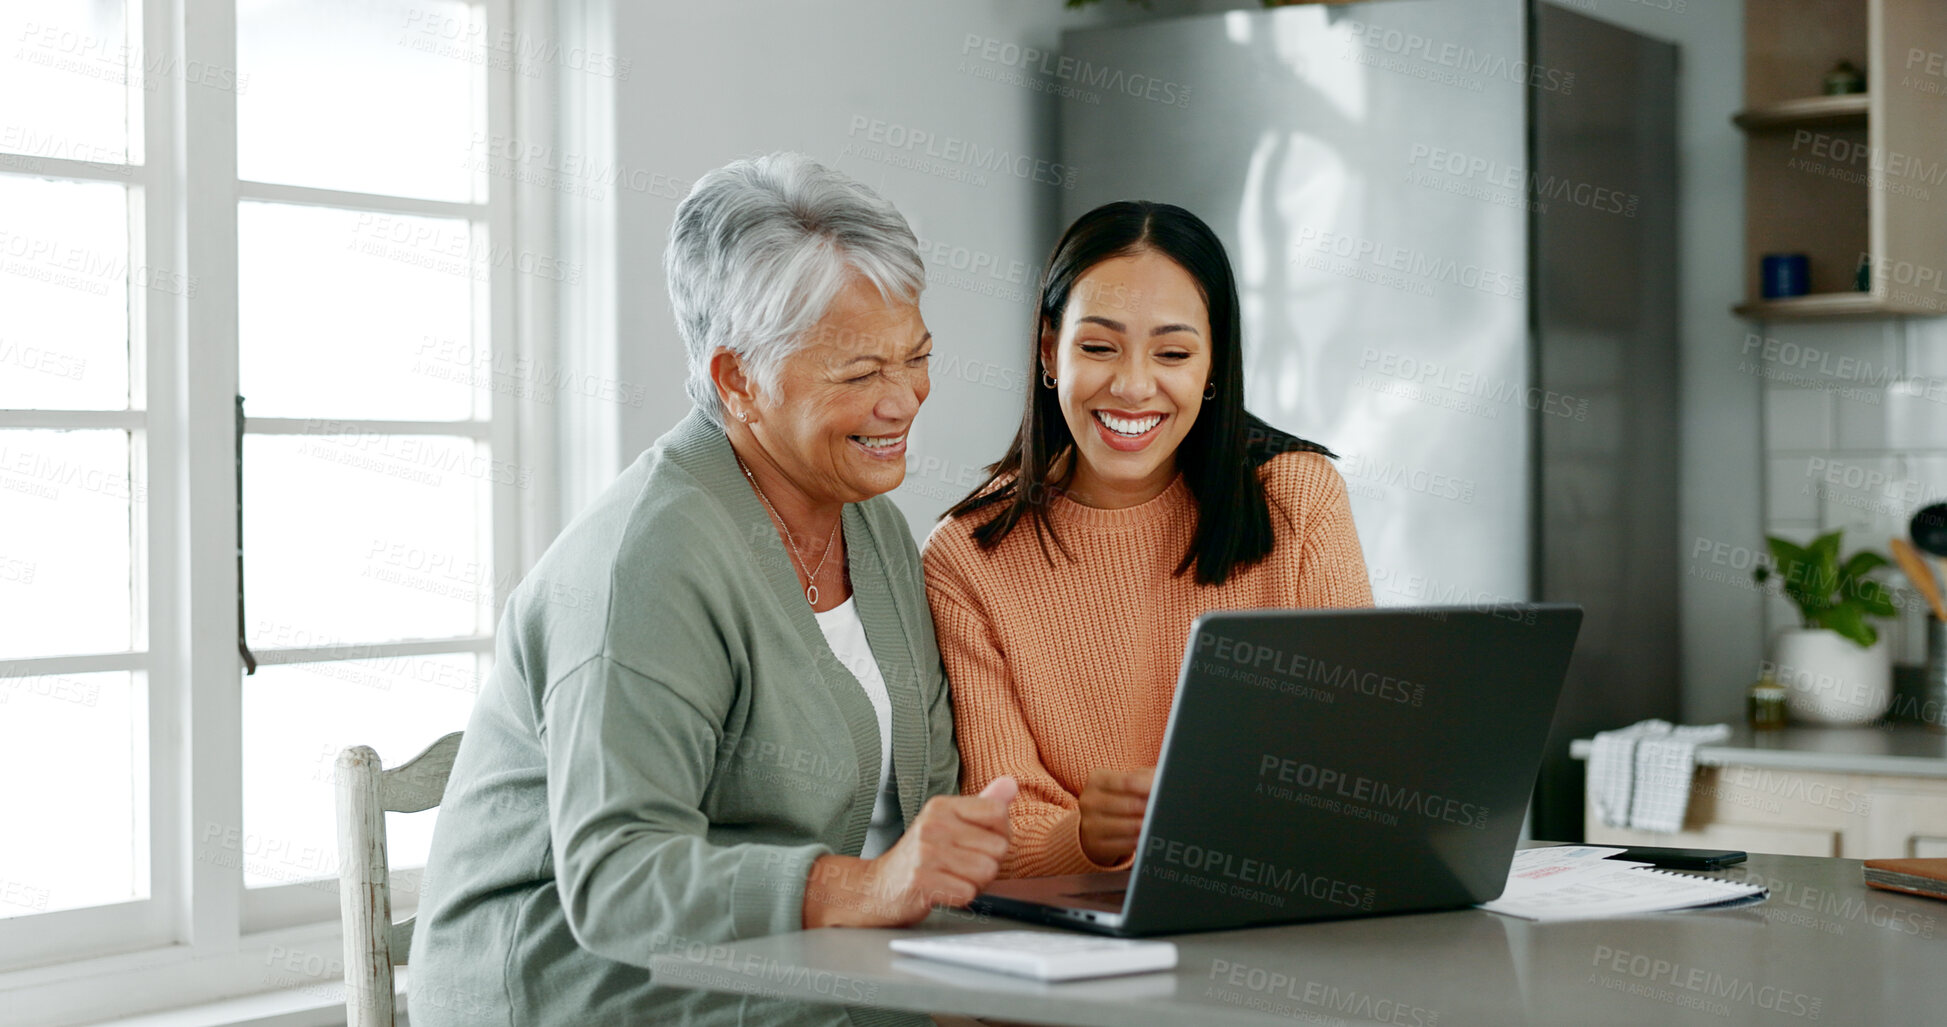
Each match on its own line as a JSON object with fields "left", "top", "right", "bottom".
{"left": 920, "top": 201, "right": 1372, "bottom": 879}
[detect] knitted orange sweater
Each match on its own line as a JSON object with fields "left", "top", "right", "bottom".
{"left": 921, "top": 451, "right": 1374, "bottom": 879}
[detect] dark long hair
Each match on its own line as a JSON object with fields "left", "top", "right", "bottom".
{"left": 944, "top": 201, "right": 1335, "bottom": 586}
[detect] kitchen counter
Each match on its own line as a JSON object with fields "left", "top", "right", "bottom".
{"left": 1569, "top": 725, "right": 1947, "bottom": 858}
{"left": 1569, "top": 724, "right": 1947, "bottom": 778}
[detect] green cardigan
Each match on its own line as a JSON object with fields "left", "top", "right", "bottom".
{"left": 410, "top": 410, "right": 959, "bottom": 1027}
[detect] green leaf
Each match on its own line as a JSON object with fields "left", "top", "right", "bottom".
{"left": 1841, "top": 550, "right": 1889, "bottom": 581}
{"left": 1766, "top": 536, "right": 1809, "bottom": 573}
{"left": 1813, "top": 603, "right": 1877, "bottom": 647}
{"left": 1860, "top": 589, "right": 1900, "bottom": 619}
{"left": 1809, "top": 531, "right": 1843, "bottom": 598}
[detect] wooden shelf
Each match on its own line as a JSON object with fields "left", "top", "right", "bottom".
{"left": 1732, "top": 93, "right": 1869, "bottom": 131}
{"left": 1733, "top": 291, "right": 1944, "bottom": 319}
{"left": 1734, "top": 0, "right": 1947, "bottom": 320}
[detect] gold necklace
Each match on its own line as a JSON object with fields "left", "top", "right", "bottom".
{"left": 736, "top": 456, "right": 841, "bottom": 605}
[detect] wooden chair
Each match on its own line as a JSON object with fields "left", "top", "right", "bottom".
{"left": 335, "top": 732, "right": 463, "bottom": 1027}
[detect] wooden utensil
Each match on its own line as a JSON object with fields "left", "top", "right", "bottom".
{"left": 1890, "top": 537, "right": 1947, "bottom": 621}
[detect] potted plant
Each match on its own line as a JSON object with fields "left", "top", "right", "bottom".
{"left": 1753, "top": 531, "right": 1899, "bottom": 726}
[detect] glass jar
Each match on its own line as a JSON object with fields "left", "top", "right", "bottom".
{"left": 1749, "top": 672, "right": 1788, "bottom": 730}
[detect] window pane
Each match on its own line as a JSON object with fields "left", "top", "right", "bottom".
{"left": 0, "top": 430, "right": 133, "bottom": 659}
{"left": 0, "top": 672, "right": 147, "bottom": 916}
{"left": 238, "top": 202, "right": 481, "bottom": 421}
{"left": 241, "top": 654, "right": 477, "bottom": 888}
{"left": 0, "top": 1, "right": 135, "bottom": 166}
{"left": 0, "top": 177, "right": 130, "bottom": 410}
{"left": 237, "top": 0, "right": 482, "bottom": 202}
{"left": 243, "top": 433, "right": 494, "bottom": 648}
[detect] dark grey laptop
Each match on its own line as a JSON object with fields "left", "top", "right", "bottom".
{"left": 970, "top": 604, "right": 1584, "bottom": 936}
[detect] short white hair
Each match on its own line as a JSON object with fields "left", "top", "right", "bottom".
{"left": 665, "top": 152, "right": 925, "bottom": 426}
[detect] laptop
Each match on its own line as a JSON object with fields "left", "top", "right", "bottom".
{"left": 970, "top": 604, "right": 1584, "bottom": 936}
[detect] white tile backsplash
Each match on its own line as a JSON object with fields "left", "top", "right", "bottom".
{"left": 1886, "top": 380, "right": 1947, "bottom": 451}
{"left": 1813, "top": 456, "right": 1908, "bottom": 544}
{"left": 1831, "top": 388, "right": 1886, "bottom": 450}
{"left": 1758, "top": 316, "right": 1947, "bottom": 673}
{"left": 1749, "top": 320, "right": 1899, "bottom": 391}
{"left": 1903, "top": 318, "right": 1947, "bottom": 380}
{"left": 1763, "top": 387, "right": 1833, "bottom": 450}
{"left": 1765, "top": 456, "right": 1820, "bottom": 522}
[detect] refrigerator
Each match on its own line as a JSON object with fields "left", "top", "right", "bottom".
{"left": 1059, "top": 0, "right": 1680, "bottom": 839}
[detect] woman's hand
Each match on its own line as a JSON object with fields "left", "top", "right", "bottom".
{"left": 1078, "top": 768, "right": 1154, "bottom": 867}
{"left": 802, "top": 776, "right": 1017, "bottom": 928}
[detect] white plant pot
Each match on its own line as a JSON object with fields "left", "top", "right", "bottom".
{"left": 1771, "top": 627, "right": 1892, "bottom": 726}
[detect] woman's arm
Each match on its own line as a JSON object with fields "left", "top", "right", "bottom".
{"left": 1280, "top": 453, "right": 1375, "bottom": 608}
{"left": 924, "top": 552, "right": 1134, "bottom": 878}
{"left": 543, "top": 653, "right": 830, "bottom": 959}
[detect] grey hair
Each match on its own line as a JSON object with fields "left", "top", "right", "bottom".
{"left": 665, "top": 152, "right": 926, "bottom": 427}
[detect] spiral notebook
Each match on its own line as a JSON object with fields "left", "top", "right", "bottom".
{"left": 1480, "top": 846, "right": 1769, "bottom": 922}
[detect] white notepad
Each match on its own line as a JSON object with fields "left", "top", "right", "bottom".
{"left": 889, "top": 931, "right": 1178, "bottom": 981}
{"left": 1480, "top": 846, "right": 1768, "bottom": 922}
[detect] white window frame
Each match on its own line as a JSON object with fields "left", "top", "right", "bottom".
{"left": 0, "top": 0, "right": 564, "bottom": 1018}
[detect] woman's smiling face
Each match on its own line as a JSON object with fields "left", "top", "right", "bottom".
{"left": 1041, "top": 248, "right": 1212, "bottom": 508}
{"left": 751, "top": 274, "right": 932, "bottom": 505}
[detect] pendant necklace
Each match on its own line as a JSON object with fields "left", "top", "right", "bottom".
{"left": 737, "top": 456, "right": 840, "bottom": 605}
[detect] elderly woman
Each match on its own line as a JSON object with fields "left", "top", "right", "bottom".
{"left": 410, "top": 152, "right": 1015, "bottom": 1027}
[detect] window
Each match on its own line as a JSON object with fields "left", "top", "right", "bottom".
{"left": 0, "top": 0, "right": 554, "bottom": 1012}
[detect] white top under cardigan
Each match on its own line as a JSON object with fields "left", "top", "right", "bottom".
{"left": 813, "top": 597, "right": 903, "bottom": 858}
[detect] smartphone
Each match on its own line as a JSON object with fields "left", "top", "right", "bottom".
{"left": 1612, "top": 846, "right": 1747, "bottom": 870}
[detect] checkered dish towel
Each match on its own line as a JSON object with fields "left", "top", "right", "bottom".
{"left": 1587, "top": 720, "right": 1730, "bottom": 832}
